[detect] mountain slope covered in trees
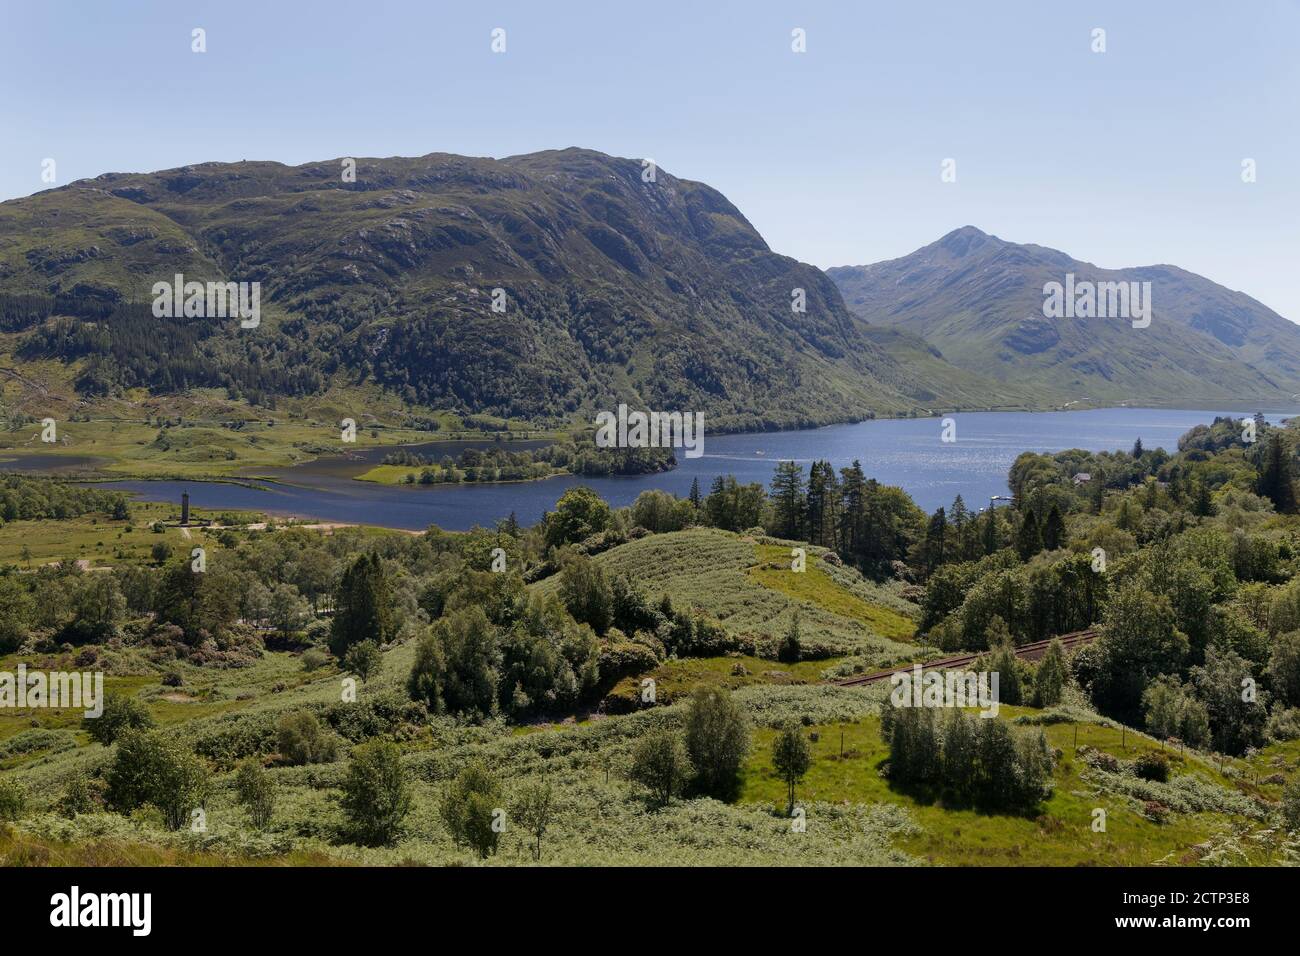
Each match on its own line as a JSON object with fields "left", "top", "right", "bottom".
{"left": 0, "top": 150, "right": 945, "bottom": 430}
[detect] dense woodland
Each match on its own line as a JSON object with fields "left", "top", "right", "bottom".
{"left": 5, "top": 292, "right": 323, "bottom": 405}
{"left": 381, "top": 437, "right": 675, "bottom": 483}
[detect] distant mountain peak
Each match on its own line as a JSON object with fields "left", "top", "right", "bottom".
{"left": 828, "top": 227, "right": 1300, "bottom": 406}
{"left": 936, "top": 225, "right": 993, "bottom": 247}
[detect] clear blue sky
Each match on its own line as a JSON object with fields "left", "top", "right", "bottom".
{"left": 3, "top": 0, "right": 1297, "bottom": 318}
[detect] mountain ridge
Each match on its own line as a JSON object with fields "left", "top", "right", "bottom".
{"left": 0, "top": 148, "right": 946, "bottom": 430}
{"left": 3, "top": 153, "right": 1295, "bottom": 431}
{"left": 828, "top": 226, "right": 1300, "bottom": 407}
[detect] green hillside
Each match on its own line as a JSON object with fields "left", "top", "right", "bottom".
{"left": 830, "top": 226, "right": 1300, "bottom": 408}
{"left": 0, "top": 150, "right": 931, "bottom": 433}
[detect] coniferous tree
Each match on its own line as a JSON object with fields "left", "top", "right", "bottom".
{"left": 950, "top": 495, "right": 972, "bottom": 560}
{"left": 917, "top": 507, "right": 947, "bottom": 576}
{"left": 1191, "top": 481, "right": 1215, "bottom": 517}
{"left": 1088, "top": 473, "right": 1105, "bottom": 515}
{"left": 1041, "top": 504, "right": 1066, "bottom": 551}
{"left": 1115, "top": 498, "right": 1135, "bottom": 531}
{"left": 981, "top": 507, "right": 1000, "bottom": 555}
{"left": 804, "top": 460, "right": 839, "bottom": 548}
{"left": 1257, "top": 434, "right": 1297, "bottom": 514}
{"left": 688, "top": 477, "right": 702, "bottom": 511}
{"left": 838, "top": 460, "right": 868, "bottom": 557}
{"left": 1015, "top": 509, "right": 1042, "bottom": 560}
{"left": 330, "top": 553, "right": 395, "bottom": 656}
{"left": 769, "top": 460, "right": 806, "bottom": 540}
{"left": 1144, "top": 478, "right": 1159, "bottom": 509}
{"left": 1164, "top": 465, "right": 1181, "bottom": 504}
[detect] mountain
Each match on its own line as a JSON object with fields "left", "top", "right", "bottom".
{"left": 829, "top": 226, "right": 1300, "bottom": 407}
{"left": 0, "top": 149, "right": 943, "bottom": 431}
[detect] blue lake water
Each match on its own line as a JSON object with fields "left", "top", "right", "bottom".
{"left": 82, "top": 407, "right": 1294, "bottom": 531}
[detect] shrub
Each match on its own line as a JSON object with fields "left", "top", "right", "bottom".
{"left": 104, "top": 729, "right": 209, "bottom": 830}
{"left": 83, "top": 692, "right": 155, "bottom": 746}
{"left": 1142, "top": 800, "right": 1171, "bottom": 824}
{"left": 440, "top": 760, "right": 503, "bottom": 859}
{"left": 0, "top": 778, "right": 28, "bottom": 821}
{"left": 1133, "top": 751, "right": 1171, "bottom": 783}
{"left": 301, "top": 647, "right": 330, "bottom": 672}
{"left": 304, "top": 618, "right": 332, "bottom": 645}
{"left": 235, "top": 759, "right": 276, "bottom": 828}
{"left": 683, "top": 686, "right": 750, "bottom": 799}
{"left": 598, "top": 640, "right": 660, "bottom": 683}
{"left": 57, "top": 775, "right": 99, "bottom": 817}
{"left": 777, "top": 613, "right": 802, "bottom": 664}
{"left": 275, "top": 710, "right": 338, "bottom": 766}
{"left": 0, "top": 728, "right": 76, "bottom": 760}
{"left": 1266, "top": 707, "right": 1300, "bottom": 742}
{"left": 340, "top": 739, "right": 411, "bottom": 846}
{"left": 344, "top": 640, "right": 383, "bottom": 683}
{"left": 1033, "top": 638, "right": 1069, "bottom": 707}
{"left": 1283, "top": 777, "right": 1300, "bottom": 831}
{"left": 192, "top": 711, "right": 280, "bottom": 766}
{"left": 325, "top": 690, "right": 427, "bottom": 743}
{"left": 629, "top": 731, "right": 692, "bottom": 808}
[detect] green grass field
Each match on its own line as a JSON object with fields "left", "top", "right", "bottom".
{"left": 0, "top": 500, "right": 274, "bottom": 569}
{"left": 739, "top": 707, "right": 1286, "bottom": 866}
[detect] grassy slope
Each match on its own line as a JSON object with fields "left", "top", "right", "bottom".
{"left": 0, "top": 416, "right": 541, "bottom": 481}
{"left": 1, "top": 526, "right": 1293, "bottom": 866}
{"left": 5, "top": 637, "right": 1290, "bottom": 865}
{"left": 740, "top": 707, "right": 1288, "bottom": 866}
{"left": 860, "top": 325, "right": 1061, "bottom": 411}
{"left": 536, "top": 528, "right": 920, "bottom": 662}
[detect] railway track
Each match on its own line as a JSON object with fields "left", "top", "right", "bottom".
{"left": 834, "top": 629, "right": 1099, "bottom": 688}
